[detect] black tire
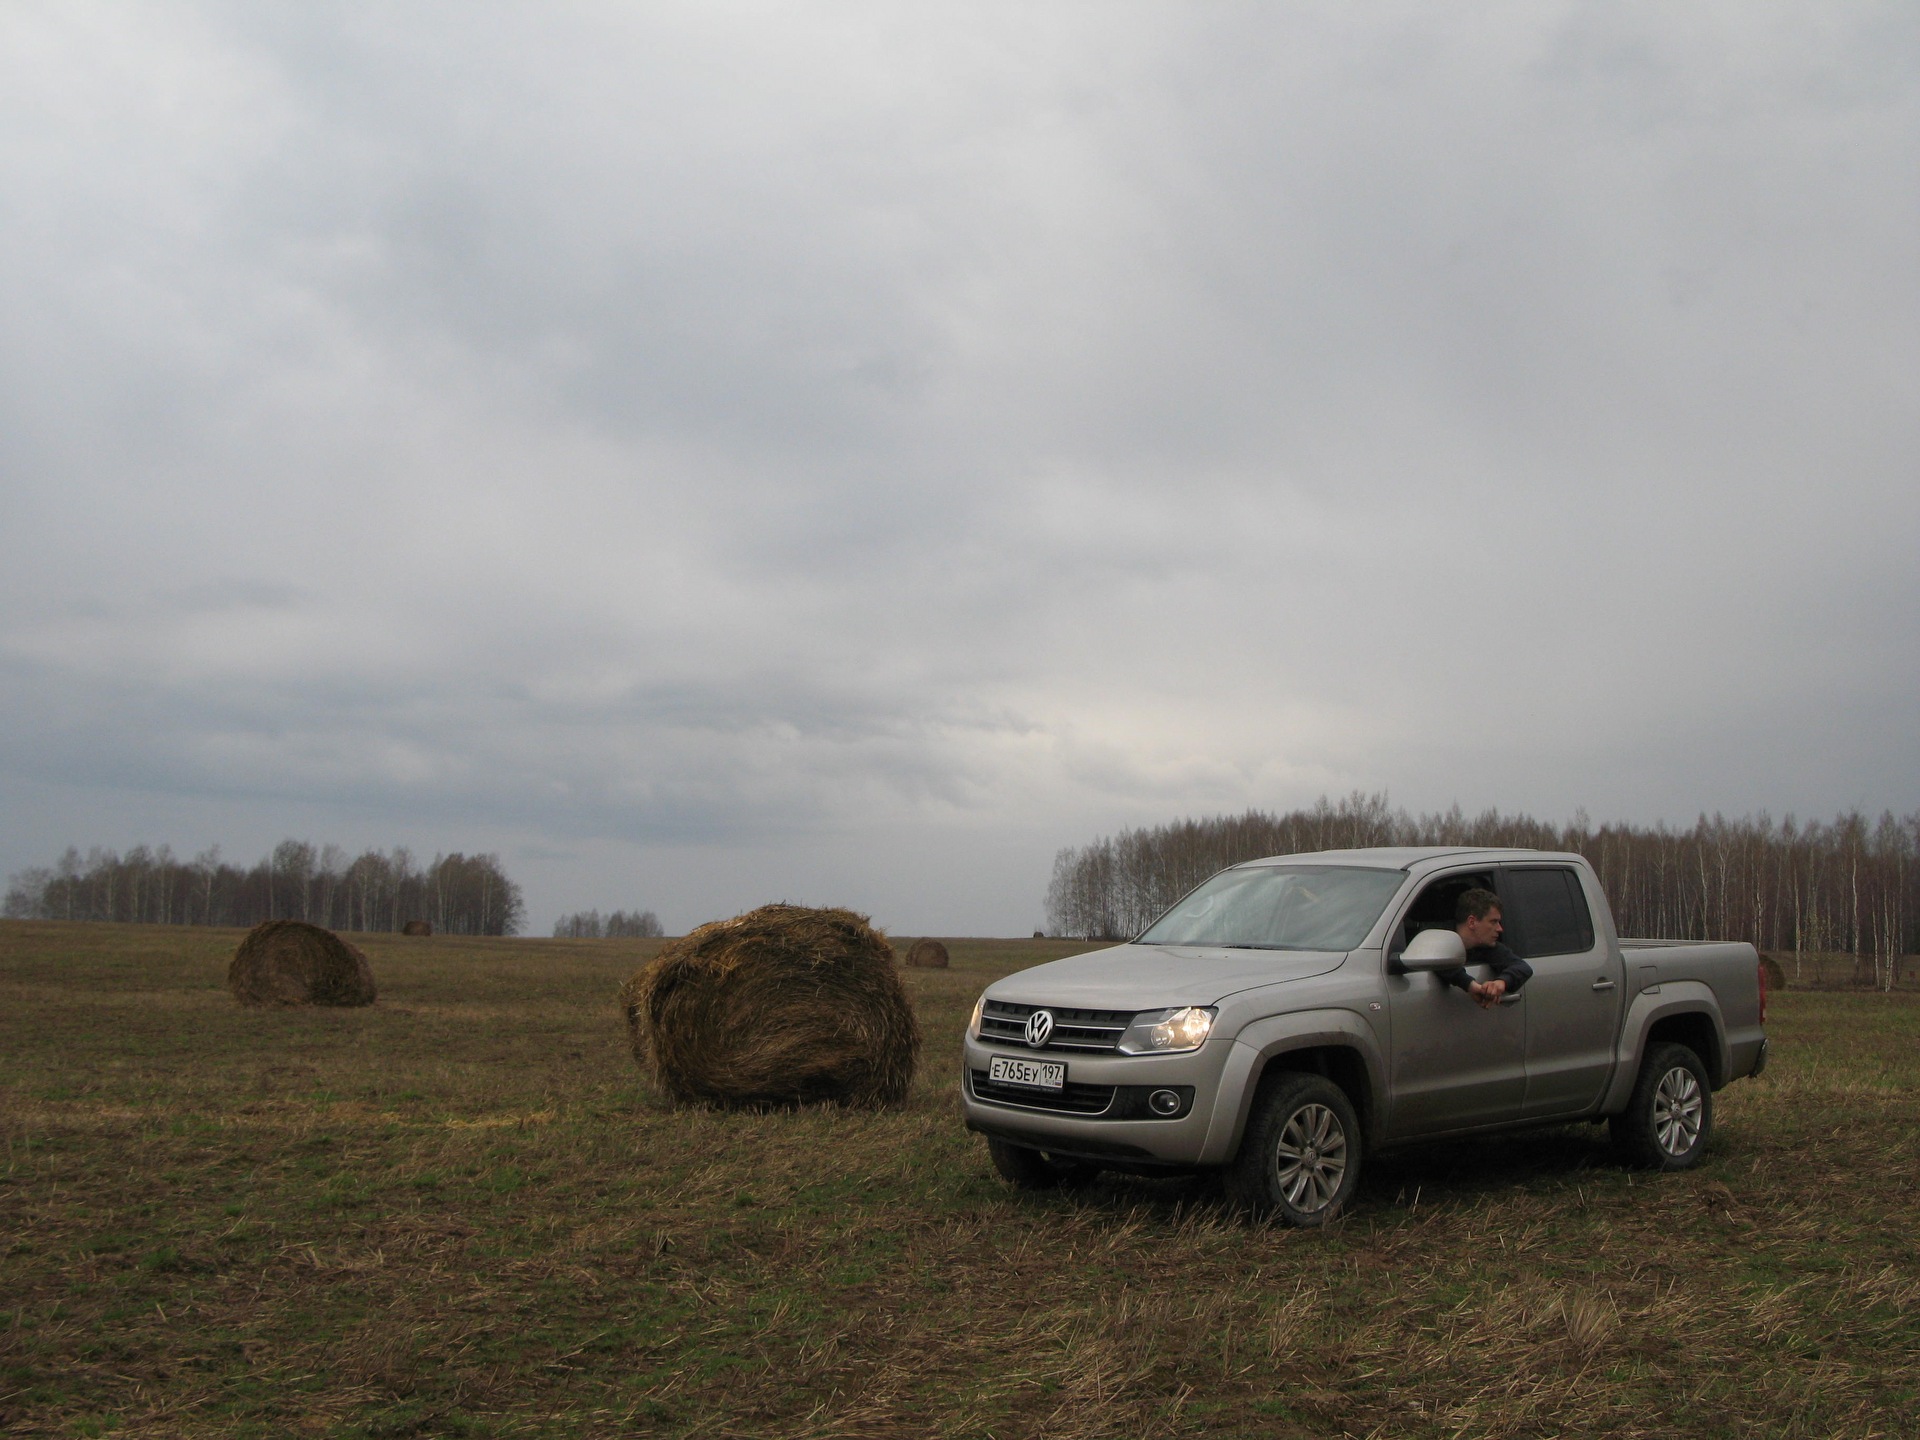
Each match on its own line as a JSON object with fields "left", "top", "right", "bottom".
{"left": 1225, "top": 1072, "right": 1361, "bottom": 1225}
{"left": 985, "top": 1138, "right": 1100, "bottom": 1191}
{"left": 1610, "top": 1042, "right": 1713, "bottom": 1171}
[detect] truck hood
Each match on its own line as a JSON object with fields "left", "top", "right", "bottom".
{"left": 984, "top": 944, "right": 1349, "bottom": 1011}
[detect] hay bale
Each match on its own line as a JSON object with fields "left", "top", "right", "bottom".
{"left": 904, "top": 937, "right": 950, "bottom": 969}
{"left": 402, "top": 919, "right": 433, "bottom": 937}
{"left": 228, "top": 920, "right": 378, "bottom": 1007}
{"left": 620, "top": 903, "right": 918, "bottom": 1108}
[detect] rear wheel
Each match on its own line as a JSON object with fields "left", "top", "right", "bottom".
{"left": 1226, "top": 1072, "right": 1361, "bottom": 1225}
{"left": 986, "top": 1138, "right": 1100, "bottom": 1190}
{"left": 1611, "top": 1042, "right": 1712, "bottom": 1170}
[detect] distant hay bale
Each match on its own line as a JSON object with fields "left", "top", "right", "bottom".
{"left": 620, "top": 903, "right": 918, "bottom": 1108}
{"left": 228, "top": 920, "right": 378, "bottom": 1008}
{"left": 402, "top": 919, "right": 433, "bottom": 937}
{"left": 904, "top": 938, "right": 950, "bottom": 969}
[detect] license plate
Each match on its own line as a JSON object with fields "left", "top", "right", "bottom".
{"left": 990, "top": 1054, "right": 1066, "bottom": 1091}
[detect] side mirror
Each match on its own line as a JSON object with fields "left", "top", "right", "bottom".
{"left": 1394, "top": 928, "right": 1466, "bottom": 973}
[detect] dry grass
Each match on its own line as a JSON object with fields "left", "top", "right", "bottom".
{"left": 1, "top": 920, "right": 1916, "bottom": 1438}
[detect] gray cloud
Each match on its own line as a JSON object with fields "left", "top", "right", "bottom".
{"left": 1, "top": 2, "right": 1914, "bottom": 933}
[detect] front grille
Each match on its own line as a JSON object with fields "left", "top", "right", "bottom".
{"left": 968, "top": 1069, "right": 1118, "bottom": 1115}
{"left": 979, "top": 999, "right": 1134, "bottom": 1052}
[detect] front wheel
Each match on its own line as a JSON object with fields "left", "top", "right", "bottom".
{"left": 1226, "top": 1072, "right": 1361, "bottom": 1225}
{"left": 1611, "top": 1042, "right": 1712, "bottom": 1170}
{"left": 986, "top": 1138, "right": 1100, "bottom": 1191}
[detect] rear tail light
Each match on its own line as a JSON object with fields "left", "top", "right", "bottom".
{"left": 1757, "top": 957, "right": 1768, "bottom": 1025}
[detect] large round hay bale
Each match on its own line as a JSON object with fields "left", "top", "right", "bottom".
{"left": 228, "top": 920, "right": 378, "bottom": 1007}
{"left": 904, "top": 937, "right": 950, "bottom": 969}
{"left": 620, "top": 903, "right": 918, "bottom": 1108}
{"left": 402, "top": 919, "right": 432, "bottom": 937}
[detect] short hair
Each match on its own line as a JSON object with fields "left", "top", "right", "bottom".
{"left": 1455, "top": 888, "right": 1502, "bottom": 924}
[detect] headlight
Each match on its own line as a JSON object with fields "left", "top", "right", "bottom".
{"left": 1116, "top": 1006, "right": 1216, "bottom": 1054}
{"left": 967, "top": 992, "right": 987, "bottom": 1039}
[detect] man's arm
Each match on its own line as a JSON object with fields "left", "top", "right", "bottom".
{"left": 1483, "top": 944, "right": 1533, "bottom": 993}
{"left": 1441, "top": 945, "right": 1535, "bottom": 1008}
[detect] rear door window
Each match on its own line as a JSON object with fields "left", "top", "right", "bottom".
{"left": 1501, "top": 868, "right": 1595, "bottom": 958}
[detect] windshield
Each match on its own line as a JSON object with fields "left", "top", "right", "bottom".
{"left": 1134, "top": 865, "right": 1406, "bottom": 951}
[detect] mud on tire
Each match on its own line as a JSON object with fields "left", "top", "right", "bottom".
{"left": 1611, "top": 1041, "right": 1713, "bottom": 1171}
{"left": 1225, "top": 1071, "right": 1362, "bottom": 1226}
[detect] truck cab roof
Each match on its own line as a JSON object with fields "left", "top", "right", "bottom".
{"left": 1234, "top": 846, "right": 1586, "bottom": 871}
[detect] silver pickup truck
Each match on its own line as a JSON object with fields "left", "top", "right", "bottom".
{"left": 962, "top": 847, "right": 1768, "bottom": 1225}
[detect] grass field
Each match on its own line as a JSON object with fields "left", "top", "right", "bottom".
{"left": 2, "top": 921, "right": 1916, "bottom": 1439}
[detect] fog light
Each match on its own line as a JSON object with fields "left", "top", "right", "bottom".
{"left": 1148, "top": 1089, "right": 1183, "bottom": 1116}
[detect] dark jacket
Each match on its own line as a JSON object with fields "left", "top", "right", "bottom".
{"left": 1438, "top": 940, "right": 1534, "bottom": 996}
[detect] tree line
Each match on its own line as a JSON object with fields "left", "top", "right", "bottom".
{"left": 4, "top": 840, "right": 525, "bottom": 937}
{"left": 552, "top": 909, "right": 664, "bottom": 939}
{"left": 1045, "top": 792, "right": 1918, "bottom": 986}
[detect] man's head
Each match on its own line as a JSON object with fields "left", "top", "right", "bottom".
{"left": 1454, "top": 888, "right": 1504, "bottom": 948}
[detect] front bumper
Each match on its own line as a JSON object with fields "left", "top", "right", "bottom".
{"left": 959, "top": 1034, "right": 1233, "bottom": 1165}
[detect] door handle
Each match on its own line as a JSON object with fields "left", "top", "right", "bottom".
{"left": 1499, "top": 992, "right": 1523, "bottom": 1005}
{"left": 1591, "top": 978, "right": 1616, "bottom": 992}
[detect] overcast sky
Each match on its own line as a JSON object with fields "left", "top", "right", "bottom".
{"left": 2, "top": 2, "right": 1915, "bottom": 936}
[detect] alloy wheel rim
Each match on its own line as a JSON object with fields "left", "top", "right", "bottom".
{"left": 1273, "top": 1102, "right": 1348, "bottom": 1212}
{"left": 1652, "top": 1066, "right": 1703, "bottom": 1155}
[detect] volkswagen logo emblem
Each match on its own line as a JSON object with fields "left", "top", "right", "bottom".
{"left": 1024, "top": 1010, "right": 1055, "bottom": 1048}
